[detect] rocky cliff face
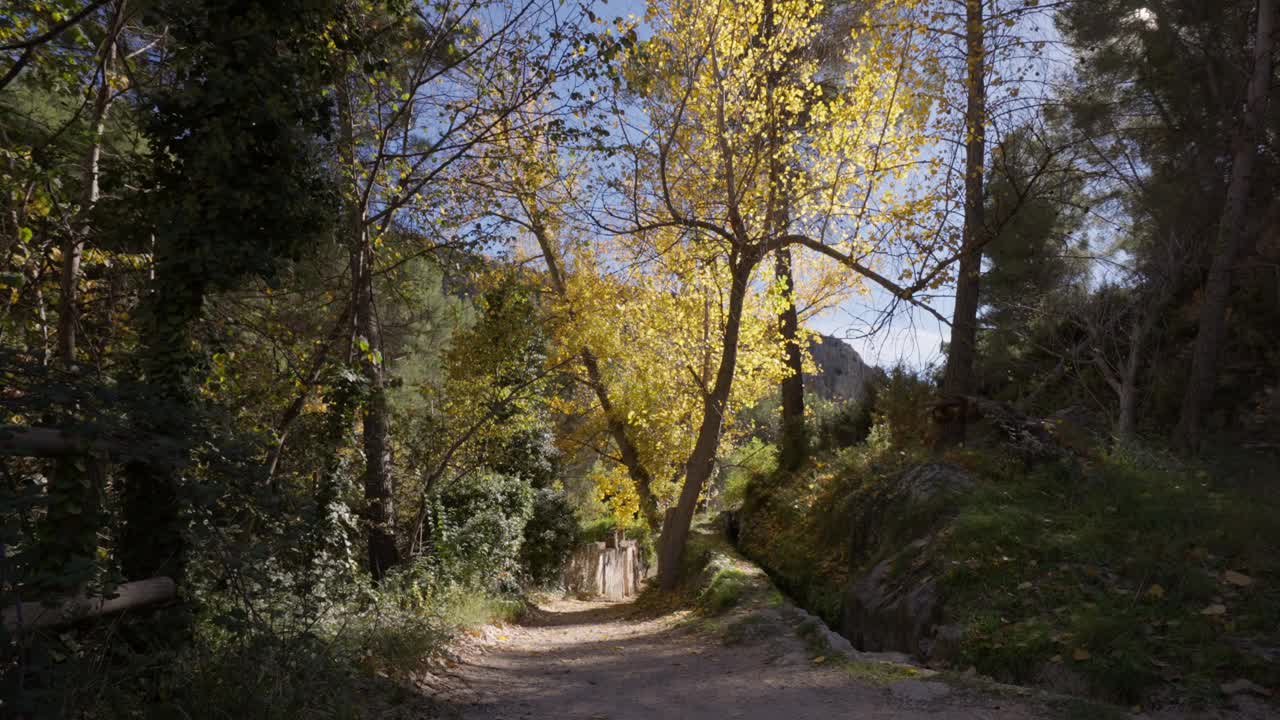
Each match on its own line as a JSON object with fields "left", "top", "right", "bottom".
{"left": 805, "top": 334, "right": 878, "bottom": 404}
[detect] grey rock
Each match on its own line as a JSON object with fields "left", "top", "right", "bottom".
{"left": 805, "top": 334, "right": 879, "bottom": 404}
{"left": 822, "top": 627, "right": 856, "bottom": 655}
{"left": 841, "top": 464, "right": 976, "bottom": 662}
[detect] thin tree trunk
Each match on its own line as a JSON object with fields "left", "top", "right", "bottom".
{"left": 1175, "top": 0, "right": 1275, "bottom": 451}
{"left": 1116, "top": 289, "right": 1169, "bottom": 441}
{"left": 937, "top": 0, "right": 986, "bottom": 449}
{"left": 47, "top": 2, "right": 124, "bottom": 588}
{"left": 528, "top": 207, "right": 663, "bottom": 531}
{"left": 59, "top": 0, "right": 123, "bottom": 367}
{"left": 761, "top": 0, "right": 806, "bottom": 470}
{"left": 1115, "top": 320, "right": 1143, "bottom": 441}
{"left": 658, "top": 257, "right": 754, "bottom": 591}
{"left": 265, "top": 305, "right": 352, "bottom": 488}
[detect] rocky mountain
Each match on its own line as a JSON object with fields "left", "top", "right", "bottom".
{"left": 805, "top": 334, "right": 879, "bottom": 404}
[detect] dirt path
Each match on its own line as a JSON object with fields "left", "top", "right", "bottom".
{"left": 433, "top": 597, "right": 1052, "bottom": 720}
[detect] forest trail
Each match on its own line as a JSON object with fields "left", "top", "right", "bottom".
{"left": 434, "top": 597, "right": 1049, "bottom": 720}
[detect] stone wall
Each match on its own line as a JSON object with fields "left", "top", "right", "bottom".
{"left": 563, "top": 539, "right": 648, "bottom": 599}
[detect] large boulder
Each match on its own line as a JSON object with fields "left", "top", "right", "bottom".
{"left": 840, "top": 463, "right": 973, "bottom": 661}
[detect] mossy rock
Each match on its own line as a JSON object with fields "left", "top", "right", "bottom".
{"left": 840, "top": 463, "right": 974, "bottom": 661}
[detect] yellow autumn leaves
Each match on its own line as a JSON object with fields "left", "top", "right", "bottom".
{"left": 518, "top": 0, "right": 943, "bottom": 528}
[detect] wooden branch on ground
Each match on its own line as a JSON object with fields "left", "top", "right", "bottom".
{"left": 3, "top": 576, "right": 177, "bottom": 632}
{"left": 0, "top": 426, "right": 94, "bottom": 457}
{"left": 0, "top": 425, "right": 180, "bottom": 461}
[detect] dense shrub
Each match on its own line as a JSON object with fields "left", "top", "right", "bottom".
{"left": 810, "top": 395, "right": 875, "bottom": 452}
{"left": 520, "top": 488, "right": 580, "bottom": 586}
{"left": 739, "top": 428, "right": 1280, "bottom": 705}
{"left": 870, "top": 365, "right": 934, "bottom": 450}
{"left": 426, "top": 471, "right": 534, "bottom": 593}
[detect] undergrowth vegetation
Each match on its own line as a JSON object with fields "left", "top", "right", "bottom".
{"left": 735, "top": 374, "right": 1280, "bottom": 706}
{"left": 9, "top": 570, "right": 525, "bottom": 719}
{"left": 941, "top": 445, "right": 1280, "bottom": 704}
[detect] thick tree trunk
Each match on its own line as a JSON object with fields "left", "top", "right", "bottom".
{"left": 351, "top": 212, "right": 399, "bottom": 582}
{"left": 120, "top": 274, "right": 204, "bottom": 583}
{"left": 1175, "top": 0, "right": 1275, "bottom": 451}
{"left": 338, "top": 79, "right": 399, "bottom": 580}
{"left": 776, "top": 245, "right": 807, "bottom": 470}
{"left": 937, "top": 0, "right": 987, "bottom": 449}
{"left": 658, "top": 258, "right": 754, "bottom": 591}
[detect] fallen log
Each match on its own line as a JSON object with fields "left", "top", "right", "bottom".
{"left": 0, "top": 426, "right": 93, "bottom": 457}
{"left": 0, "top": 424, "right": 183, "bottom": 462}
{"left": 2, "top": 577, "right": 177, "bottom": 633}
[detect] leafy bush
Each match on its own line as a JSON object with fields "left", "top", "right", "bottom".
{"left": 870, "top": 365, "right": 934, "bottom": 450}
{"left": 701, "top": 566, "right": 751, "bottom": 613}
{"left": 426, "top": 471, "right": 534, "bottom": 593}
{"left": 717, "top": 438, "right": 777, "bottom": 512}
{"left": 810, "top": 395, "right": 875, "bottom": 452}
{"left": 520, "top": 488, "right": 579, "bottom": 586}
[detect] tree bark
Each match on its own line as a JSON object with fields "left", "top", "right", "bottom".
{"left": 760, "top": 0, "right": 806, "bottom": 470}
{"left": 937, "top": 0, "right": 987, "bottom": 449}
{"left": 658, "top": 256, "right": 754, "bottom": 591}
{"left": 338, "top": 78, "right": 399, "bottom": 580}
{"left": 3, "top": 576, "right": 176, "bottom": 633}
{"left": 1115, "top": 317, "right": 1144, "bottom": 440}
{"left": 1175, "top": 0, "right": 1275, "bottom": 451}
{"left": 776, "top": 245, "right": 807, "bottom": 469}
{"left": 59, "top": 0, "right": 124, "bottom": 367}
{"left": 119, "top": 274, "right": 204, "bottom": 583}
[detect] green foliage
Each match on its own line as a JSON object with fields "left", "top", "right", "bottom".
{"left": 868, "top": 366, "right": 934, "bottom": 450}
{"left": 425, "top": 471, "right": 534, "bottom": 593}
{"left": 717, "top": 438, "right": 778, "bottom": 512}
{"left": 520, "top": 488, "right": 579, "bottom": 586}
{"left": 810, "top": 395, "right": 875, "bottom": 453}
{"left": 740, "top": 378, "right": 1280, "bottom": 705}
{"left": 938, "top": 447, "right": 1280, "bottom": 698}
{"left": 700, "top": 566, "right": 751, "bottom": 613}
{"left": 142, "top": 0, "right": 339, "bottom": 290}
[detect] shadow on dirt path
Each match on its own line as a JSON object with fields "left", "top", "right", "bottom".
{"left": 433, "top": 596, "right": 1052, "bottom": 720}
